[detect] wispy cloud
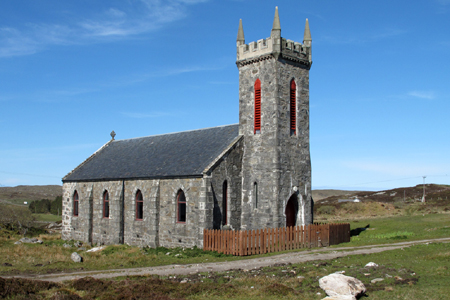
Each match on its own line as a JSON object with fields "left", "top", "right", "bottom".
{"left": 408, "top": 90, "right": 436, "bottom": 100}
{"left": 121, "top": 111, "right": 175, "bottom": 118}
{"left": 321, "top": 27, "right": 406, "bottom": 45}
{"left": 342, "top": 160, "right": 442, "bottom": 177}
{"left": 0, "top": 0, "right": 209, "bottom": 57}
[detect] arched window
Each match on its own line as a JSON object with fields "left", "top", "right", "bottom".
{"left": 73, "top": 191, "right": 79, "bottom": 217}
{"left": 222, "top": 181, "right": 228, "bottom": 226}
{"left": 254, "top": 182, "right": 258, "bottom": 209}
{"left": 254, "top": 79, "right": 261, "bottom": 134}
{"left": 103, "top": 191, "right": 109, "bottom": 218}
{"left": 290, "top": 79, "right": 296, "bottom": 135}
{"left": 177, "top": 190, "right": 186, "bottom": 223}
{"left": 136, "top": 190, "right": 143, "bottom": 220}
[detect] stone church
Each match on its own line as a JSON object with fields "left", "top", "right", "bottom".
{"left": 62, "top": 8, "right": 314, "bottom": 248}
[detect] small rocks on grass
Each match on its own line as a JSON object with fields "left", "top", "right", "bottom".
{"left": 19, "top": 237, "right": 43, "bottom": 244}
{"left": 63, "top": 243, "right": 72, "bottom": 248}
{"left": 365, "top": 262, "right": 378, "bottom": 268}
{"left": 371, "top": 278, "right": 384, "bottom": 284}
{"left": 86, "top": 246, "right": 105, "bottom": 252}
{"left": 71, "top": 252, "right": 83, "bottom": 263}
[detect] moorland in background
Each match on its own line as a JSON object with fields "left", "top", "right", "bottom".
{"left": 0, "top": 184, "right": 449, "bottom": 299}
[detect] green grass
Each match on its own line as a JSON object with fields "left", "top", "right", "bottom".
{"left": 33, "top": 213, "right": 62, "bottom": 222}
{"left": 0, "top": 213, "right": 449, "bottom": 277}
{"left": 2, "top": 242, "right": 450, "bottom": 299}
{"left": 340, "top": 213, "right": 450, "bottom": 247}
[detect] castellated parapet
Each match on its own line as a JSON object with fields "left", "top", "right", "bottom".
{"left": 237, "top": 37, "right": 311, "bottom": 67}
{"left": 236, "top": 8, "right": 312, "bottom": 68}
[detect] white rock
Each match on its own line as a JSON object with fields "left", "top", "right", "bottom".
{"left": 71, "top": 252, "right": 83, "bottom": 263}
{"left": 86, "top": 246, "right": 105, "bottom": 252}
{"left": 319, "top": 273, "right": 366, "bottom": 298}
{"left": 321, "top": 296, "right": 356, "bottom": 300}
{"left": 371, "top": 278, "right": 384, "bottom": 284}
{"left": 365, "top": 262, "right": 378, "bottom": 268}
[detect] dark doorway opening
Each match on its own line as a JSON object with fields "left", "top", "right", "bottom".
{"left": 285, "top": 194, "right": 298, "bottom": 227}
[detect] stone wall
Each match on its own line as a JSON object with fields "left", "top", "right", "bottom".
{"left": 62, "top": 177, "right": 209, "bottom": 248}
{"left": 237, "top": 53, "right": 313, "bottom": 230}
{"left": 208, "top": 139, "right": 243, "bottom": 230}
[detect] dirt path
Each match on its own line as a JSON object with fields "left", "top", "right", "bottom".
{"left": 7, "top": 237, "right": 450, "bottom": 282}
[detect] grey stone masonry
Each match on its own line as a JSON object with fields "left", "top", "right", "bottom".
{"left": 236, "top": 12, "right": 313, "bottom": 230}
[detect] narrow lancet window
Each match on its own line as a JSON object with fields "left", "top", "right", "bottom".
{"left": 290, "top": 79, "right": 296, "bottom": 135}
{"left": 103, "top": 191, "right": 109, "bottom": 218}
{"left": 254, "top": 79, "right": 261, "bottom": 134}
{"left": 136, "top": 190, "right": 143, "bottom": 220}
{"left": 222, "top": 181, "right": 228, "bottom": 226}
{"left": 254, "top": 182, "right": 258, "bottom": 209}
{"left": 73, "top": 191, "right": 79, "bottom": 217}
{"left": 177, "top": 190, "right": 186, "bottom": 223}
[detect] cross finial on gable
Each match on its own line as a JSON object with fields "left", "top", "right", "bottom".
{"left": 110, "top": 131, "right": 116, "bottom": 140}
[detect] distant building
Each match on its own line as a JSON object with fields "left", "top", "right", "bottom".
{"left": 61, "top": 8, "right": 314, "bottom": 248}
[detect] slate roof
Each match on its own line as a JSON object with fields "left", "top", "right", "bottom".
{"left": 63, "top": 124, "right": 240, "bottom": 182}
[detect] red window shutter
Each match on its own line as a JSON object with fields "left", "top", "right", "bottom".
{"left": 254, "top": 79, "right": 261, "bottom": 134}
{"left": 290, "top": 80, "right": 296, "bottom": 135}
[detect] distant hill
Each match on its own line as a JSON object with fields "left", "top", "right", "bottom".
{"left": 0, "top": 185, "right": 62, "bottom": 205}
{"left": 316, "top": 184, "right": 450, "bottom": 204}
{"left": 312, "top": 189, "right": 365, "bottom": 201}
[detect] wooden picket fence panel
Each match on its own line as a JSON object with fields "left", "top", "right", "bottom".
{"left": 203, "top": 223, "right": 350, "bottom": 256}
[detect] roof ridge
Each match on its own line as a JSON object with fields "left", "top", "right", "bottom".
{"left": 116, "top": 123, "right": 239, "bottom": 142}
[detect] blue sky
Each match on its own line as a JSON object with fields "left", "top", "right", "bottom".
{"left": 1, "top": 0, "right": 449, "bottom": 190}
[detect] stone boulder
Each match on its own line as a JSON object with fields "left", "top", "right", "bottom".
{"left": 71, "top": 252, "right": 83, "bottom": 263}
{"left": 319, "top": 273, "right": 366, "bottom": 299}
{"left": 19, "top": 237, "right": 43, "bottom": 244}
{"left": 321, "top": 296, "right": 357, "bottom": 300}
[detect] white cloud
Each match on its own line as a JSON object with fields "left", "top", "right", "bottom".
{"left": 408, "top": 90, "right": 436, "bottom": 100}
{"left": 0, "top": 0, "right": 209, "bottom": 57}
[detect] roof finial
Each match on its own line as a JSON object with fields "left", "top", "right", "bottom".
{"left": 110, "top": 130, "right": 116, "bottom": 140}
{"left": 271, "top": 6, "right": 281, "bottom": 35}
{"left": 303, "top": 18, "right": 311, "bottom": 42}
{"left": 237, "top": 19, "right": 245, "bottom": 45}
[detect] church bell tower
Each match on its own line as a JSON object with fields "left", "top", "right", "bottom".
{"left": 237, "top": 7, "right": 313, "bottom": 229}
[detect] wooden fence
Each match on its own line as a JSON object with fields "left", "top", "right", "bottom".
{"left": 203, "top": 223, "right": 350, "bottom": 256}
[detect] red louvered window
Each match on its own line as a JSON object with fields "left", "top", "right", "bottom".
{"left": 136, "top": 190, "right": 143, "bottom": 220}
{"left": 73, "top": 191, "right": 79, "bottom": 217}
{"left": 290, "top": 79, "right": 296, "bottom": 135}
{"left": 254, "top": 79, "right": 261, "bottom": 134}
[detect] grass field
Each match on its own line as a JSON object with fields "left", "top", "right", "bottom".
{"left": 0, "top": 213, "right": 449, "bottom": 299}
{"left": 33, "top": 213, "right": 62, "bottom": 222}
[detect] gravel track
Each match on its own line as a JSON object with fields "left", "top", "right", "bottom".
{"left": 6, "top": 237, "right": 450, "bottom": 282}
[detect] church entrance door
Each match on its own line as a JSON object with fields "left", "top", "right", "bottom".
{"left": 285, "top": 194, "right": 298, "bottom": 227}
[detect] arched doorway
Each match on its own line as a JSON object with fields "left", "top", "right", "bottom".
{"left": 285, "top": 194, "right": 298, "bottom": 227}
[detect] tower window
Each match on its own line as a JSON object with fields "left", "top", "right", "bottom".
{"left": 136, "top": 190, "right": 143, "bottom": 220}
{"left": 177, "top": 190, "right": 186, "bottom": 223}
{"left": 103, "top": 191, "right": 109, "bottom": 218}
{"left": 222, "top": 181, "right": 228, "bottom": 226}
{"left": 73, "top": 191, "right": 79, "bottom": 217}
{"left": 254, "top": 182, "right": 258, "bottom": 209}
{"left": 290, "top": 79, "right": 296, "bottom": 135}
{"left": 254, "top": 79, "right": 261, "bottom": 134}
